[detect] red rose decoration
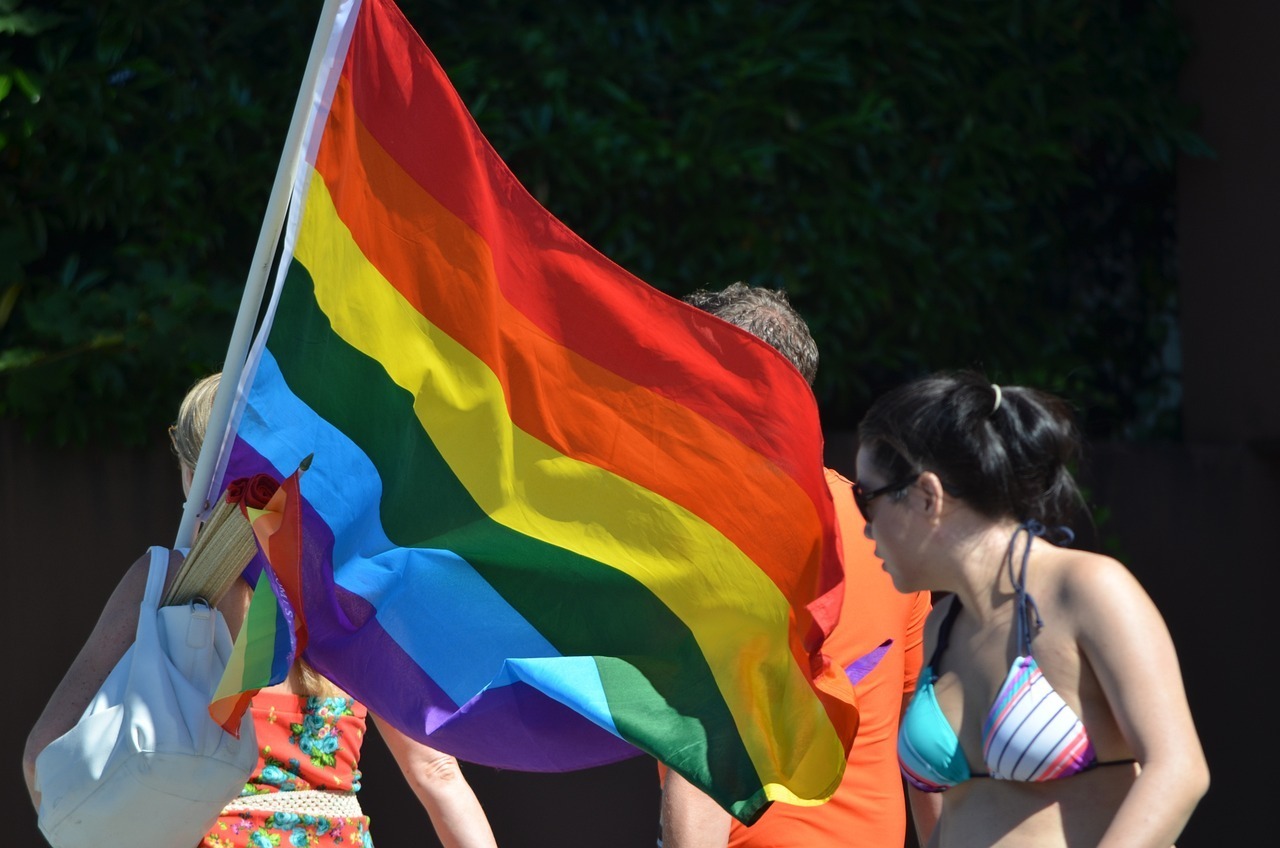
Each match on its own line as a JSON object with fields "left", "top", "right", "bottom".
{"left": 224, "top": 473, "right": 281, "bottom": 509}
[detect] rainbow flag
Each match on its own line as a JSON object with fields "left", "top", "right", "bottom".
{"left": 212, "top": 0, "right": 856, "bottom": 823}
{"left": 209, "top": 465, "right": 308, "bottom": 731}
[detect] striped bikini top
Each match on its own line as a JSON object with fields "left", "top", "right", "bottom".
{"left": 898, "top": 522, "right": 1101, "bottom": 793}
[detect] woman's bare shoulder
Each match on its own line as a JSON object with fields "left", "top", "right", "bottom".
{"left": 1044, "top": 547, "right": 1162, "bottom": 641}
{"left": 1042, "top": 545, "right": 1131, "bottom": 593}
{"left": 111, "top": 546, "right": 170, "bottom": 602}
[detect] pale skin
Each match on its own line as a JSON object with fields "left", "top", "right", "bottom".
{"left": 855, "top": 446, "right": 1209, "bottom": 848}
{"left": 659, "top": 771, "right": 731, "bottom": 847}
{"left": 24, "top": 466, "right": 497, "bottom": 848}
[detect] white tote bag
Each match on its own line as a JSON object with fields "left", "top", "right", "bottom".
{"left": 35, "top": 546, "right": 258, "bottom": 848}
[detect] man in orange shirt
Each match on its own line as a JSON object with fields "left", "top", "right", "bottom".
{"left": 660, "top": 283, "right": 940, "bottom": 847}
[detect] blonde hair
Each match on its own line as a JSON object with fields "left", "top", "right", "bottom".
{"left": 172, "top": 371, "right": 345, "bottom": 700}
{"left": 170, "top": 372, "right": 221, "bottom": 471}
{"left": 297, "top": 663, "right": 348, "bottom": 699}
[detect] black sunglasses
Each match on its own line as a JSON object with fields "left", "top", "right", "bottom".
{"left": 851, "top": 474, "right": 920, "bottom": 523}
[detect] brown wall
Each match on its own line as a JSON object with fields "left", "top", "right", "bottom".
{"left": 1178, "top": 0, "right": 1280, "bottom": 445}
{"left": 1166, "top": 0, "right": 1280, "bottom": 839}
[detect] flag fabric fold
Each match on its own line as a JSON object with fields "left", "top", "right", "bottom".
{"left": 211, "top": 0, "right": 857, "bottom": 823}
{"left": 208, "top": 464, "right": 307, "bottom": 732}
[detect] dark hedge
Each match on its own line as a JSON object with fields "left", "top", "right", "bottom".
{"left": 0, "top": 0, "right": 1207, "bottom": 445}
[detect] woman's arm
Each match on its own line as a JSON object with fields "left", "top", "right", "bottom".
{"left": 1076, "top": 556, "right": 1209, "bottom": 848}
{"left": 902, "top": 592, "right": 943, "bottom": 845}
{"left": 22, "top": 548, "right": 183, "bottom": 807}
{"left": 372, "top": 714, "right": 497, "bottom": 848}
{"left": 904, "top": 718, "right": 944, "bottom": 845}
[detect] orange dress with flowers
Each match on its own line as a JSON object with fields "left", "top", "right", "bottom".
{"left": 199, "top": 691, "right": 373, "bottom": 848}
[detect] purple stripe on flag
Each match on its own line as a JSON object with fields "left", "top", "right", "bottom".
{"left": 226, "top": 436, "right": 634, "bottom": 769}
{"left": 429, "top": 678, "right": 644, "bottom": 769}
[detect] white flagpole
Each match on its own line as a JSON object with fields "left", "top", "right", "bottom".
{"left": 174, "top": 0, "right": 349, "bottom": 549}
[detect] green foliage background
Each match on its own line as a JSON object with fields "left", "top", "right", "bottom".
{"left": 0, "top": 0, "right": 1207, "bottom": 446}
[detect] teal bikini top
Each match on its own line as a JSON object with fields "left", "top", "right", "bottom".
{"left": 897, "top": 521, "right": 1129, "bottom": 792}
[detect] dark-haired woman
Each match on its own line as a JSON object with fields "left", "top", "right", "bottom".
{"left": 855, "top": 370, "right": 1207, "bottom": 848}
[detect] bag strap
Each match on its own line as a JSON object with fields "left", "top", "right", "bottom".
{"left": 141, "top": 545, "right": 171, "bottom": 611}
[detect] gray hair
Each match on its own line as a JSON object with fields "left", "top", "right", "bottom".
{"left": 682, "top": 282, "right": 818, "bottom": 385}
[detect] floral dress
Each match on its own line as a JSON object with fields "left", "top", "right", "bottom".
{"left": 200, "top": 691, "right": 373, "bottom": 848}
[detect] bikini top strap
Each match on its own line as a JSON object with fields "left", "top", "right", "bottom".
{"left": 1006, "top": 519, "right": 1075, "bottom": 654}
{"left": 933, "top": 520, "right": 1078, "bottom": 664}
{"left": 926, "top": 594, "right": 965, "bottom": 669}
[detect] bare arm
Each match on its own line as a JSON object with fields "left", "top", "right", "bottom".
{"left": 373, "top": 714, "right": 497, "bottom": 848}
{"left": 22, "top": 548, "right": 181, "bottom": 808}
{"left": 1077, "top": 558, "right": 1209, "bottom": 848}
{"left": 906, "top": 770, "right": 943, "bottom": 845}
{"left": 902, "top": 593, "right": 942, "bottom": 846}
{"left": 660, "top": 769, "right": 731, "bottom": 848}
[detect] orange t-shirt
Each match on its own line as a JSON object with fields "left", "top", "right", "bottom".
{"left": 728, "top": 468, "right": 930, "bottom": 847}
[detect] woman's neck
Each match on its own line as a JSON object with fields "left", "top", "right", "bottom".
{"left": 940, "top": 515, "right": 1024, "bottom": 621}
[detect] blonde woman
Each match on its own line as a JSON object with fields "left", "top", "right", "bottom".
{"left": 25, "top": 372, "right": 497, "bottom": 848}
